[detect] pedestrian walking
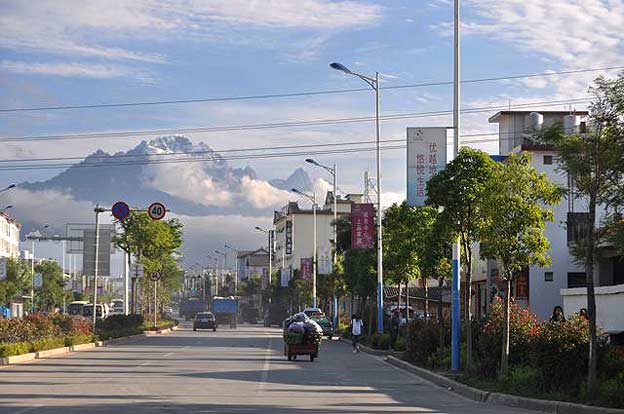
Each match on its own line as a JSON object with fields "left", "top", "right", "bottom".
{"left": 351, "top": 314, "right": 363, "bottom": 353}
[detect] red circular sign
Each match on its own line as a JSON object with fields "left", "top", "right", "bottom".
{"left": 111, "top": 201, "right": 130, "bottom": 220}
{"left": 147, "top": 202, "right": 166, "bottom": 220}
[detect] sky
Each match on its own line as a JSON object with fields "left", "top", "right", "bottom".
{"left": 1, "top": 0, "right": 624, "bottom": 268}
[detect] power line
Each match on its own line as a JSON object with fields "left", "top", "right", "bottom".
{"left": 0, "top": 97, "right": 591, "bottom": 143}
{"left": 1, "top": 65, "right": 620, "bottom": 113}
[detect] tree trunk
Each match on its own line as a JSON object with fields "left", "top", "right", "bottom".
{"left": 405, "top": 281, "right": 410, "bottom": 324}
{"left": 500, "top": 275, "right": 512, "bottom": 377}
{"left": 463, "top": 235, "right": 474, "bottom": 371}
{"left": 397, "top": 283, "right": 401, "bottom": 315}
{"left": 586, "top": 192, "right": 598, "bottom": 397}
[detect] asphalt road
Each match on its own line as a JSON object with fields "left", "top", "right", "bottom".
{"left": 0, "top": 323, "right": 534, "bottom": 414}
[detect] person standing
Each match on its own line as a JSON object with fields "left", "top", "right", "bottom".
{"left": 390, "top": 308, "right": 401, "bottom": 349}
{"left": 351, "top": 314, "right": 363, "bottom": 353}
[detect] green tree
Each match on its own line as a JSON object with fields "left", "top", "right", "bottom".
{"left": 0, "top": 258, "right": 30, "bottom": 307}
{"left": 480, "top": 152, "right": 562, "bottom": 377}
{"left": 427, "top": 147, "right": 497, "bottom": 370}
{"left": 35, "top": 260, "right": 71, "bottom": 312}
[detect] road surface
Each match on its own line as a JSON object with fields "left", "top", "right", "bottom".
{"left": 0, "top": 324, "right": 534, "bottom": 413}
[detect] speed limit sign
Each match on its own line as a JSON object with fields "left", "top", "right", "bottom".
{"left": 149, "top": 271, "right": 162, "bottom": 281}
{"left": 147, "top": 202, "right": 166, "bottom": 220}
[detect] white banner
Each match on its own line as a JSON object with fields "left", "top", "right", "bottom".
{"left": 34, "top": 272, "right": 43, "bottom": 288}
{"left": 317, "top": 247, "right": 332, "bottom": 275}
{"left": 280, "top": 267, "right": 291, "bottom": 287}
{"left": 407, "top": 127, "right": 448, "bottom": 206}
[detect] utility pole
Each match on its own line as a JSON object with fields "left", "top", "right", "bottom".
{"left": 92, "top": 205, "right": 105, "bottom": 334}
{"left": 451, "top": 0, "right": 462, "bottom": 372}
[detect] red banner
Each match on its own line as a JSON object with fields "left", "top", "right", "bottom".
{"left": 351, "top": 203, "right": 375, "bottom": 249}
{"left": 300, "top": 258, "right": 313, "bottom": 280}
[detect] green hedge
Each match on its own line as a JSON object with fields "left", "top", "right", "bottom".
{"left": 0, "top": 334, "right": 93, "bottom": 357}
{"left": 0, "top": 341, "right": 32, "bottom": 357}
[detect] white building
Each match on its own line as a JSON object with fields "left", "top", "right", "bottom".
{"left": 0, "top": 212, "right": 20, "bottom": 258}
{"left": 273, "top": 192, "right": 363, "bottom": 274}
{"left": 236, "top": 248, "right": 269, "bottom": 281}
{"left": 488, "top": 110, "right": 624, "bottom": 335}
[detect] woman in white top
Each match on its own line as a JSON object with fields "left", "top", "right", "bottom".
{"left": 351, "top": 314, "right": 363, "bottom": 352}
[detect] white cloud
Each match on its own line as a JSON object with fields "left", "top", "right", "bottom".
{"left": 240, "top": 177, "right": 291, "bottom": 209}
{"left": 0, "top": 60, "right": 132, "bottom": 79}
{"left": 0, "top": 0, "right": 382, "bottom": 68}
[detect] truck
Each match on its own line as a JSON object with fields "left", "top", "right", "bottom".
{"left": 211, "top": 296, "right": 238, "bottom": 328}
{"left": 180, "top": 297, "right": 206, "bottom": 320}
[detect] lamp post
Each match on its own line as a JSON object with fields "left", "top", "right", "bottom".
{"left": 255, "top": 226, "right": 274, "bottom": 287}
{"left": 92, "top": 205, "right": 106, "bottom": 334}
{"left": 291, "top": 188, "right": 317, "bottom": 309}
{"left": 330, "top": 61, "right": 384, "bottom": 333}
{"left": 29, "top": 224, "right": 49, "bottom": 313}
{"left": 305, "top": 158, "right": 339, "bottom": 325}
{"left": 207, "top": 255, "right": 219, "bottom": 296}
{"left": 224, "top": 244, "right": 239, "bottom": 294}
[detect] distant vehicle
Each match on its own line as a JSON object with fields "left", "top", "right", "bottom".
{"left": 310, "top": 315, "right": 333, "bottom": 339}
{"left": 303, "top": 307, "right": 324, "bottom": 317}
{"left": 180, "top": 297, "right": 206, "bottom": 320}
{"left": 82, "top": 303, "right": 110, "bottom": 319}
{"left": 193, "top": 312, "right": 217, "bottom": 331}
{"left": 67, "top": 301, "right": 89, "bottom": 316}
{"left": 110, "top": 299, "right": 124, "bottom": 315}
{"left": 212, "top": 297, "right": 238, "bottom": 328}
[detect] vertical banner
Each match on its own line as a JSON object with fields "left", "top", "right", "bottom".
{"left": 280, "top": 267, "right": 291, "bottom": 287}
{"left": 268, "top": 230, "right": 275, "bottom": 255}
{"left": 407, "top": 127, "right": 448, "bottom": 206}
{"left": 285, "top": 221, "right": 293, "bottom": 255}
{"left": 300, "top": 258, "right": 312, "bottom": 281}
{"left": 0, "top": 258, "right": 6, "bottom": 281}
{"left": 317, "top": 247, "right": 332, "bottom": 275}
{"left": 351, "top": 203, "right": 375, "bottom": 249}
{"left": 261, "top": 268, "right": 269, "bottom": 290}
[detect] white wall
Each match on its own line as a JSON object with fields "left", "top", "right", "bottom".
{"left": 289, "top": 212, "right": 334, "bottom": 271}
{"left": 561, "top": 285, "right": 624, "bottom": 333}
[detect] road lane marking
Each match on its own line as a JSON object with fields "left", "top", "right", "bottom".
{"left": 257, "top": 335, "right": 273, "bottom": 393}
{"left": 13, "top": 404, "right": 40, "bottom": 414}
{"left": 163, "top": 352, "right": 174, "bottom": 357}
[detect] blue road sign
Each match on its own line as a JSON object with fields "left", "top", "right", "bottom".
{"left": 112, "top": 201, "right": 130, "bottom": 220}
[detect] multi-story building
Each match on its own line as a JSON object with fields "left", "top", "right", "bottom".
{"left": 487, "top": 110, "right": 624, "bottom": 335}
{"left": 273, "top": 192, "right": 364, "bottom": 275}
{"left": 236, "top": 248, "right": 269, "bottom": 281}
{"left": 0, "top": 212, "right": 20, "bottom": 258}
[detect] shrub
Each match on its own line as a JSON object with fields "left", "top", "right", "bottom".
{"left": 377, "top": 333, "right": 391, "bottom": 350}
{"left": 394, "top": 336, "right": 406, "bottom": 352}
{"left": 0, "top": 341, "right": 32, "bottom": 357}
{"left": 368, "top": 332, "right": 381, "bottom": 348}
{"left": 26, "top": 313, "right": 62, "bottom": 340}
{"left": 596, "top": 372, "right": 624, "bottom": 408}
{"left": 30, "top": 337, "right": 66, "bottom": 352}
{"left": 503, "top": 365, "right": 541, "bottom": 396}
{"left": 64, "top": 335, "right": 93, "bottom": 347}
{"left": 599, "top": 347, "right": 624, "bottom": 379}
{"left": 476, "top": 297, "right": 538, "bottom": 378}
{"left": 407, "top": 318, "right": 443, "bottom": 367}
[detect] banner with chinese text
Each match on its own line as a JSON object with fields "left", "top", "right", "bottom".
{"left": 300, "top": 258, "right": 313, "bottom": 280}
{"left": 351, "top": 203, "right": 375, "bottom": 249}
{"left": 407, "top": 127, "right": 448, "bottom": 206}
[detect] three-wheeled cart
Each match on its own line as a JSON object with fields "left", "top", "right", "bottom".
{"left": 284, "top": 342, "right": 319, "bottom": 362}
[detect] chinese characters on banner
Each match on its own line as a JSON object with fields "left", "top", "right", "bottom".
{"left": 351, "top": 203, "right": 375, "bottom": 249}
{"left": 300, "top": 258, "right": 313, "bottom": 280}
{"left": 317, "top": 247, "right": 332, "bottom": 275}
{"left": 407, "top": 127, "right": 448, "bottom": 206}
{"left": 280, "top": 267, "right": 292, "bottom": 287}
{"left": 285, "top": 221, "right": 293, "bottom": 255}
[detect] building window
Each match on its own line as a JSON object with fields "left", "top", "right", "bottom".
{"left": 567, "top": 272, "right": 587, "bottom": 288}
{"left": 543, "top": 155, "right": 553, "bottom": 165}
{"left": 544, "top": 272, "right": 554, "bottom": 282}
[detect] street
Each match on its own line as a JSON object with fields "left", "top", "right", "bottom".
{"left": 0, "top": 324, "right": 534, "bottom": 414}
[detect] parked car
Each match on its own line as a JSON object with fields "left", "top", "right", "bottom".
{"left": 303, "top": 307, "right": 323, "bottom": 317}
{"left": 310, "top": 315, "right": 333, "bottom": 339}
{"left": 110, "top": 299, "right": 124, "bottom": 315}
{"left": 193, "top": 312, "right": 217, "bottom": 331}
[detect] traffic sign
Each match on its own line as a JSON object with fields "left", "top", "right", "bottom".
{"left": 111, "top": 201, "right": 130, "bottom": 220}
{"left": 149, "top": 271, "right": 162, "bottom": 281}
{"left": 147, "top": 202, "right": 166, "bottom": 220}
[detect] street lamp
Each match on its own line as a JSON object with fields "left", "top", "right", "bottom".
{"left": 306, "top": 158, "right": 339, "bottom": 325}
{"left": 255, "top": 226, "right": 273, "bottom": 287}
{"left": 29, "top": 224, "right": 49, "bottom": 313}
{"left": 291, "top": 187, "right": 318, "bottom": 309}
{"left": 330, "top": 61, "right": 384, "bottom": 333}
{"left": 224, "top": 244, "right": 239, "bottom": 294}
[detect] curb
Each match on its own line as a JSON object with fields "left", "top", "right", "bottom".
{"left": 384, "top": 356, "right": 624, "bottom": 414}
{"left": 144, "top": 328, "right": 171, "bottom": 335}
{"left": 70, "top": 343, "right": 96, "bottom": 352}
{"left": 337, "top": 337, "right": 406, "bottom": 359}
{"left": 0, "top": 352, "right": 36, "bottom": 365}
{"left": 35, "top": 347, "right": 70, "bottom": 359}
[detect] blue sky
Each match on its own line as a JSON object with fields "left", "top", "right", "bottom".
{"left": 2, "top": 0, "right": 624, "bottom": 264}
